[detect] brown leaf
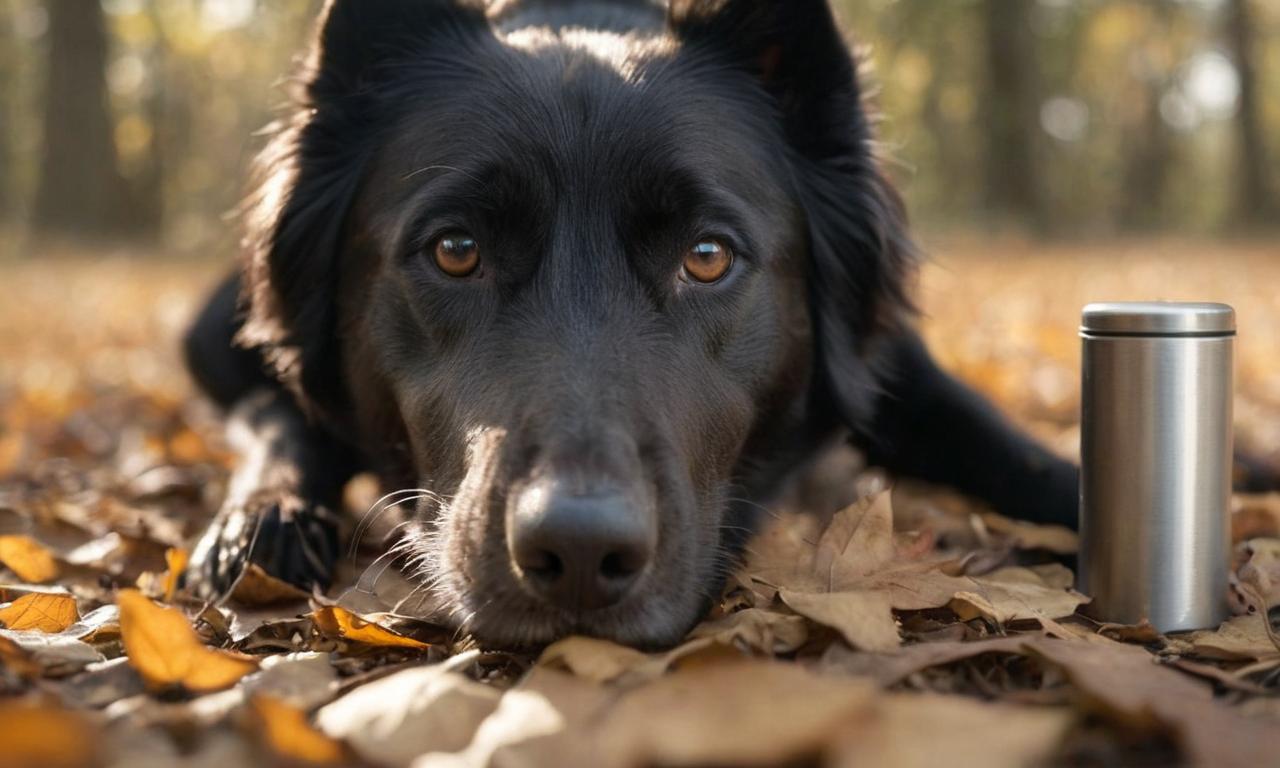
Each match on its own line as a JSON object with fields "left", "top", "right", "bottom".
{"left": 251, "top": 695, "right": 348, "bottom": 765}
{"left": 1183, "top": 614, "right": 1280, "bottom": 661}
{"left": 0, "top": 700, "right": 100, "bottom": 768}
{"left": 979, "top": 511, "right": 1079, "bottom": 554}
{"left": 538, "top": 636, "right": 651, "bottom": 684}
{"left": 0, "top": 535, "right": 60, "bottom": 583}
{"left": 779, "top": 589, "right": 900, "bottom": 652}
{"left": 117, "top": 588, "right": 257, "bottom": 692}
{"left": 1025, "top": 637, "right": 1280, "bottom": 766}
{"left": 834, "top": 692, "right": 1074, "bottom": 768}
{"left": 231, "top": 563, "right": 310, "bottom": 606}
{"left": 687, "top": 607, "right": 811, "bottom": 655}
{"left": 0, "top": 592, "right": 79, "bottom": 633}
{"left": 950, "top": 565, "right": 1089, "bottom": 624}
{"left": 819, "top": 635, "right": 1033, "bottom": 687}
{"left": 161, "top": 547, "right": 188, "bottom": 602}
{"left": 311, "top": 605, "right": 432, "bottom": 650}
{"left": 317, "top": 662, "right": 502, "bottom": 767}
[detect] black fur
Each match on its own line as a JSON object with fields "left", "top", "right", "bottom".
{"left": 185, "top": 0, "right": 1080, "bottom": 647}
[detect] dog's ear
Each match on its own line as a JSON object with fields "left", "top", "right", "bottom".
{"left": 239, "top": 0, "right": 485, "bottom": 415}
{"left": 670, "top": 0, "right": 917, "bottom": 427}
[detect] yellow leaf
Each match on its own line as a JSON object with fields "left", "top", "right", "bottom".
{"left": 311, "top": 606, "right": 431, "bottom": 650}
{"left": 0, "top": 593, "right": 79, "bottom": 633}
{"left": 162, "top": 548, "right": 189, "bottom": 603}
{"left": 117, "top": 588, "right": 257, "bottom": 692}
{"left": 252, "top": 695, "right": 347, "bottom": 765}
{"left": 0, "top": 701, "right": 99, "bottom": 768}
{"left": 0, "top": 536, "right": 60, "bottom": 583}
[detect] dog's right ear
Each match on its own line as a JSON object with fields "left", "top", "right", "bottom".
{"left": 239, "top": 0, "right": 485, "bottom": 416}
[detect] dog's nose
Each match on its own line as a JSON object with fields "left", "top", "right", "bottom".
{"left": 508, "top": 484, "right": 655, "bottom": 611}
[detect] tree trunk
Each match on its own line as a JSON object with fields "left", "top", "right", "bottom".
{"left": 1226, "top": 0, "right": 1274, "bottom": 226}
{"left": 980, "top": 0, "right": 1044, "bottom": 230}
{"left": 32, "top": 0, "right": 136, "bottom": 239}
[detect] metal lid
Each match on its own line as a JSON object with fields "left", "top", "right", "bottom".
{"left": 1080, "top": 302, "right": 1236, "bottom": 337}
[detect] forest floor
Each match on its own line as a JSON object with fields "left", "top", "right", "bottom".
{"left": 1, "top": 239, "right": 1279, "bottom": 767}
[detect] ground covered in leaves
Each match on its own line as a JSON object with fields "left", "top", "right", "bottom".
{"left": 2, "top": 240, "right": 1279, "bottom": 768}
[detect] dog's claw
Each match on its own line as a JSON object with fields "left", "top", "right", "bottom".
{"left": 185, "top": 491, "right": 339, "bottom": 601}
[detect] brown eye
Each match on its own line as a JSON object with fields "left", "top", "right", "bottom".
{"left": 433, "top": 232, "right": 480, "bottom": 277}
{"left": 682, "top": 239, "right": 734, "bottom": 284}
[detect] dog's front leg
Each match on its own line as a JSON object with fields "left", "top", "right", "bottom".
{"left": 853, "top": 333, "right": 1079, "bottom": 529}
{"left": 187, "top": 389, "right": 348, "bottom": 599}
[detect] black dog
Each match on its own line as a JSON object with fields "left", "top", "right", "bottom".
{"left": 183, "top": 0, "right": 1078, "bottom": 648}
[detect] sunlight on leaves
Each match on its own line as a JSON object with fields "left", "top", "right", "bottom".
{"left": 0, "top": 535, "right": 60, "bottom": 583}
{"left": 0, "top": 592, "right": 79, "bottom": 633}
{"left": 117, "top": 588, "right": 257, "bottom": 692}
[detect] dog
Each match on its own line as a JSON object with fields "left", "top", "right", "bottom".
{"left": 183, "top": 0, "right": 1080, "bottom": 649}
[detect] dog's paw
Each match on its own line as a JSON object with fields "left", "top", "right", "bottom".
{"left": 186, "top": 490, "right": 340, "bottom": 601}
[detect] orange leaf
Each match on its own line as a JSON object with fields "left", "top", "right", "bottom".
{"left": 162, "top": 548, "right": 189, "bottom": 603}
{"left": 0, "top": 536, "right": 60, "bottom": 583}
{"left": 311, "top": 606, "right": 431, "bottom": 650}
{"left": 251, "top": 695, "right": 347, "bottom": 765}
{"left": 117, "top": 588, "right": 257, "bottom": 692}
{"left": 0, "top": 701, "right": 99, "bottom": 768}
{"left": 0, "top": 592, "right": 79, "bottom": 633}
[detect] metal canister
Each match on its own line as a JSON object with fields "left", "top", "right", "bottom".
{"left": 1079, "top": 302, "right": 1235, "bottom": 632}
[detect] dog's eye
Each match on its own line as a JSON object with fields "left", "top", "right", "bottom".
{"left": 432, "top": 232, "right": 480, "bottom": 277}
{"left": 682, "top": 239, "right": 733, "bottom": 284}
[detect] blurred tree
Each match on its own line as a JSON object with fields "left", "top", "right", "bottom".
{"left": 980, "top": 0, "right": 1044, "bottom": 230}
{"left": 1119, "top": 6, "right": 1177, "bottom": 231}
{"left": 1225, "top": 0, "right": 1274, "bottom": 226}
{"left": 0, "top": 10, "right": 11, "bottom": 224}
{"left": 32, "top": 0, "right": 138, "bottom": 239}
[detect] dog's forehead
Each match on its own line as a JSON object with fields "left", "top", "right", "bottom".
{"left": 497, "top": 25, "right": 676, "bottom": 83}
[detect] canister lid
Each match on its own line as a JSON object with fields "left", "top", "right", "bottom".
{"left": 1080, "top": 302, "right": 1236, "bottom": 337}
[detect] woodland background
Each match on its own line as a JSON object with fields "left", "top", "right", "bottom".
{"left": 0, "top": 0, "right": 1277, "bottom": 249}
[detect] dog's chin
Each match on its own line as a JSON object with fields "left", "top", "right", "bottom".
{"left": 435, "top": 576, "right": 708, "bottom": 651}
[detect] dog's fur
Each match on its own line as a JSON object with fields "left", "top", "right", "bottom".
{"left": 184, "top": 0, "right": 1079, "bottom": 648}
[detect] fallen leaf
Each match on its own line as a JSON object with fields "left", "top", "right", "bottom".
{"left": 232, "top": 563, "right": 310, "bottom": 606}
{"left": 779, "top": 589, "right": 900, "bottom": 651}
{"left": 1025, "top": 637, "right": 1280, "bottom": 767}
{"left": 162, "top": 547, "right": 188, "bottom": 602}
{"left": 1183, "top": 614, "right": 1280, "bottom": 661}
{"left": 538, "top": 636, "right": 651, "bottom": 684}
{"left": 0, "top": 535, "right": 60, "bottom": 583}
{"left": 834, "top": 692, "right": 1074, "bottom": 768}
{"left": 600, "top": 660, "right": 878, "bottom": 768}
{"left": 687, "top": 607, "right": 811, "bottom": 655}
{"left": 251, "top": 695, "right": 348, "bottom": 765}
{"left": 240, "top": 652, "right": 340, "bottom": 710}
{"left": 0, "top": 592, "right": 79, "bottom": 633}
{"left": 0, "top": 628, "right": 103, "bottom": 674}
{"left": 117, "top": 588, "right": 257, "bottom": 692}
{"left": 950, "top": 565, "right": 1089, "bottom": 623}
{"left": 819, "top": 635, "right": 1033, "bottom": 687}
{"left": 979, "top": 511, "right": 1079, "bottom": 554}
{"left": 311, "top": 605, "right": 431, "bottom": 650}
{"left": 317, "top": 662, "right": 502, "bottom": 768}
{"left": 0, "top": 700, "right": 100, "bottom": 768}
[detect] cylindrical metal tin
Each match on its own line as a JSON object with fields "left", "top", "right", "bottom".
{"left": 1079, "top": 302, "right": 1235, "bottom": 632}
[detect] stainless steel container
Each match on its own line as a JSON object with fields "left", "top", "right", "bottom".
{"left": 1079, "top": 302, "right": 1234, "bottom": 632}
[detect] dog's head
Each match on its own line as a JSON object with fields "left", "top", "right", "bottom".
{"left": 240, "top": 0, "right": 914, "bottom": 648}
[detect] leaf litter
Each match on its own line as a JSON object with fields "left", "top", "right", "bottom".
{"left": 3, "top": 254, "right": 1280, "bottom": 767}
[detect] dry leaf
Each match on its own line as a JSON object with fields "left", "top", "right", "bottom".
{"left": 311, "top": 605, "right": 431, "bottom": 650}
{"left": 538, "top": 636, "right": 651, "bottom": 684}
{"left": 317, "top": 663, "right": 502, "bottom": 768}
{"left": 117, "top": 588, "right": 257, "bottom": 692}
{"left": 979, "top": 511, "right": 1079, "bottom": 554}
{"left": 687, "top": 608, "right": 811, "bottom": 655}
{"left": 819, "top": 635, "right": 1033, "bottom": 687}
{"left": 779, "top": 589, "right": 900, "bottom": 651}
{"left": 0, "top": 535, "right": 60, "bottom": 583}
{"left": 0, "top": 700, "right": 100, "bottom": 768}
{"left": 162, "top": 547, "right": 188, "bottom": 602}
{"left": 251, "top": 695, "right": 348, "bottom": 765}
{"left": 950, "top": 565, "right": 1089, "bottom": 623}
{"left": 1025, "top": 637, "right": 1280, "bottom": 766}
{"left": 1184, "top": 614, "right": 1280, "bottom": 661}
{"left": 600, "top": 660, "right": 878, "bottom": 768}
{"left": 834, "top": 692, "right": 1074, "bottom": 768}
{"left": 0, "top": 592, "right": 79, "bottom": 633}
{"left": 232, "top": 563, "right": 311, "bottom": 606}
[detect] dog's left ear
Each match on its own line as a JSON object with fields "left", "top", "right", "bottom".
{"left": 670, "top": 0, "right": 917, "bottom": 427}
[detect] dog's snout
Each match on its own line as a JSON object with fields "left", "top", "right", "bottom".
{"left": 509, "top": 482, "right": 655, "bottom": 612}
